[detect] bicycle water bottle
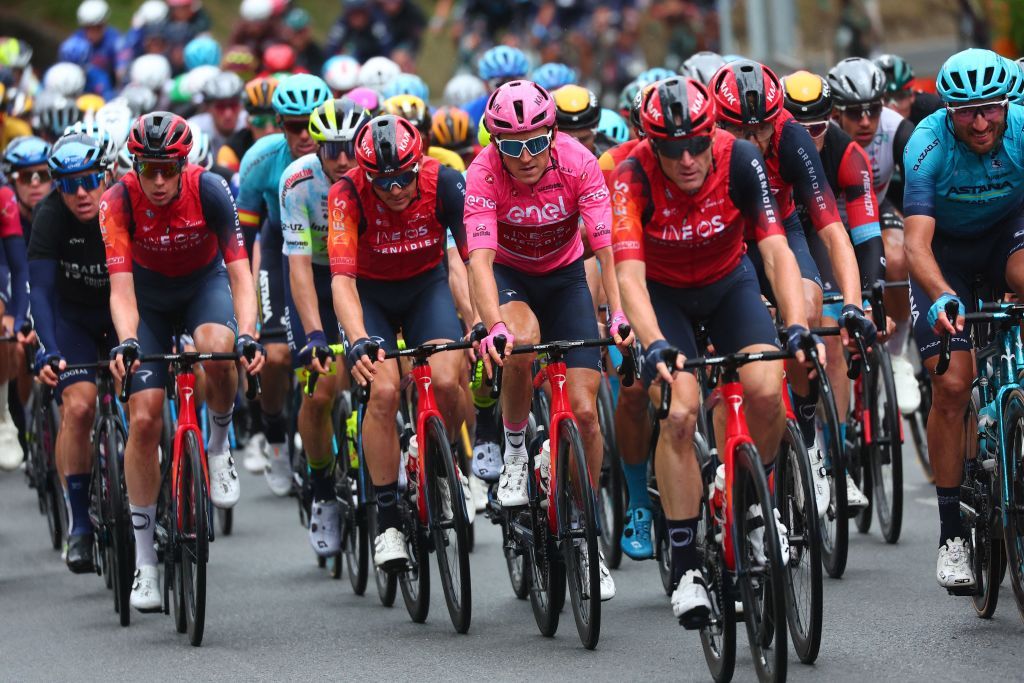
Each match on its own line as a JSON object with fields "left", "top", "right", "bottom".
{"left": 711, "top": 464, "right": 726, "bottom": 542}
{"left": 535, "top": 439, "right": 551, "bottom": 506}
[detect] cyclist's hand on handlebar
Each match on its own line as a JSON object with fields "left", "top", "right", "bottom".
{"left": 786, "top": 324, "right": 826, "bottom": 378}
{"left": 645, "top": 339, "right": 683, "bottom": 385}
{"left": 840, "top": 304, "right": 877, "bottom": 352}
{"left": 34, "top": 349, "right": 64, "bottom": 388}
{"left": 465, "top": 321, "right": 487, "bottom": 365}
{"left": 236, "top": 334, "right": 265, "bottom": 374}
{"left": 479, "top": 322, "right": 513, "bottom": 379}
{"left": 298, "top": 330, "right": 332, "bottom": 374}
{"left": 928, "top": 293, "right": 965, "bottom": 336}
{"left": 347, "top": 337, "right": 384, "bottom": 386}
{"left": 109, "top": 338, "right": 141, "bottom": 382}
{"left": 608, "top": 309, "right": 636, "bottom": 348}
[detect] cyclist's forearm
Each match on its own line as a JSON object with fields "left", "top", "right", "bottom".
{"left": 905, "top": 215, "right": 953, "bottom": 301}
{"left": 820, "top": 222, "right": 863, "bottom": 307}
{"left": 109, "top": 272, "right": 140, "bottom": 342}
{"left": 226, "top": 258, "right": 258, "bottom": 337}
{"left": 331, "top": 276, "right": 368, "bottom": 341}
{"left": 468, "top": 250, "right": 501, "bottom": 329}
{"left": 27, "top": 259, "right": 58, "bottom": 352}
{"left": 288, "top": 254, "right": 324, "bottom": 335}
{"left": 762, "top": 238, "right": 809, "bottom": 329}
{"left": 446, "top": 248, "right": 477, "bottom": 326}
{"left": 594, "top": 246, "right": 623, "bottom": 313}
{"left": 615, "top": 260, "right": 663, "bottom": 347}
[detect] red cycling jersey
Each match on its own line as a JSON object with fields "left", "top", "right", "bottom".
{"left": 100, "top": 165, "right": 248, "bottom": 277}
{"left": 328, "top": 157, "right": 453, "bottom": 281}
{"left": 611, "top": 131, "right": 783, "bottom": 288}
{"left": 0, "top": 186, "right": 21, "bottom": 238}
{"left": 599, "top": 138, "right": 642, "bottom": 184}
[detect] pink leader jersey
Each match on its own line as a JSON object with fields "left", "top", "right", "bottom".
{"left": 464, "top": 132, "right": 612, "bottom": 275}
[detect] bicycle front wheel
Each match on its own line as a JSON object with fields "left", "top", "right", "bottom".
{"left": 179, "top": 430, "right": 209, "bottom": 646}
{"left": 398, "top": 502, "right": 430, "bottom": 623}
{"left": 816, "top": 372, "right": 849, "bottom": 579}
{"left": 776, "top": 419, "right": 822, "bottom": 664}
{"left": 367, "top": 500, "right": 397, "bottom": 606}
{"left": 425, "top": 416, "right": 472, "bottom": 633}
{"left": 733, "top": 442, "right": 788, "bottom": 682}
{"left": 963, "top": 391, "right": 1001, "bottom": 618}
{"left": 558, "top": 419, "right": 601, "bottom": 650}
{"left": 596, "top": 378, "right": 624, "bottom": 569}
{"left": 103, "top": 420, "right": 134, "bottom": 627}
{"left": 999, "top": 388, "right": 1024, "bottom": 622}
{"left": 339, "top": 462, "right": 369, "bottom": 595}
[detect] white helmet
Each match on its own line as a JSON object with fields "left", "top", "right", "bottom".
{"left": 132, "top": 0, "right": 169, "bottom": 29}
{"left": 64, "top": 120, "right": 119, "bottom": 169}
{"left": 322, "top": 55, "right": 360, "bottom": 93}
{"left": 182, "top": 65, "right": 222, "bottom": 102}
{"left": 77, "top": 0, "right": 111, "bottom": 26}
{"left": 94, "top": 100, "right": 133, "bottom": 150}
{"left": 130, "top": 54, "right": 172, "bottom": 92}
{"left": 116, "top": 145, "right": 134, "bottom": 179}
{"left": 443, "top": 73, "right": 487, "bottom": 108}
{"left": 240, "top": 0, "right": 273, "bottom": 22}
{"left": 187, "top": 122, "right": 213, "bottom": 169}
{"left": 357, "top": 56, "right": 401, "bottom": 91}
{"left": 43, "top": 62, "right": 87, "bottom": 98}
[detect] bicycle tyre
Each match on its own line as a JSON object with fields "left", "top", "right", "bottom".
{"left": 817, "top": 371, "right": 849, "bottom": 579}
{"left": 557, "top": 418, "right": 601, "bottom": 649}
{"left": 852, "top": 438, "right": 872, "bottom": 534}
{"left": 964, "top": 391, "right": 1001, "bottom": 619}
{"left": 776, "top": 419, "right": 822, "bottom": 664}
{"left": 733, "top": 442, "right": 788, "bottom": 682}
{"left": 424, "top": 416, "right": 472, "bottom": 633}
{"left": 528, "top": 510, "right": 564, "bottom": 637}
{"left": 367, "top": 500, "right": 397, "bottom": 606}
{"left": 39, "top": 398, "right": 63, "bottom": 551}
{"left": 104, "top": 420, "right": 134, "bottom": 628}
{"left": 503, "top": 517, "right": 530, "bottom": 599}
{"left": 180, "top": 430, "right": 208, "bottom": 646}
{"left": 870, "top": 347, "right": 904, "bottom": 544}
{"left": 340, "top": 464, "right": 369, "bottom": 595}
{"left": 596, "top": 378, "right": 624, "bottom": 569}
{"left": 999, "top": 388, "right": 1024, "bottom": 623}
{"left": 909, "top": 370, "right": 935, "bottom": 483}
{"left": 399, "top": 502, "right": 430, "bottom": 624}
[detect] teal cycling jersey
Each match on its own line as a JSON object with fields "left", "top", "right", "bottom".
{"left": 280, "top": 153, "right": 330, "bottom": 267}
{"left": 903, "top": 103, "right": 1024, "bottom": 237}
{"left": 236, "top": 133, "right": 295, "bottom": 231}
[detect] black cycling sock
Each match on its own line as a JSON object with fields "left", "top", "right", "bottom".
{"left": 263, "top": 409, "right": 287, "bottom": 445}
{"left": 474, "top": 404, "right": 498, "bottom": 444}
{"left": 936, "top": 485, "right": 963, "bottom": 546}
{"left": 375, "top": 482, "right": 401, "bottom": 531}
{"left": 9, "top": 381, "right": 26, "bottom": 454}
{"left": 248, "top": 399, "right": 263, "bottom": 433}
{"left": 791, "top": 391, "right": 817, "bottom": 448}
{"left": 667, "top": 517, "right": 700, "bottom": 587}
{"left": 310, "top": 461, "right": 335, "bottom": 501}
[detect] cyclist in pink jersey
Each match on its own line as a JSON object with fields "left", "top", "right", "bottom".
{"left": 465, "top": 79, "right": 635, "bottom": 601}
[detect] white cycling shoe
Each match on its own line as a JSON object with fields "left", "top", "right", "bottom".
{"left": 672, "top": 569, "right": 712, "bottom": 628}
{"left": 746, "top": 505, "right": 791, "bottom": 566}
{"left": 890, "top": 352, "right": 922, "bottom": 415}
{"left": 242, "top": 433, "right": 269, "bottom": 474}
{"left": 809, "top": 447, "right": 830, "bottom": 518}
{"left": 497, "top": 454, "right": 529, "bottom": 507}
{"left": 208, "top": 451, "right": 240, "bottom": 509}
{"left": 374, "top": 527, "right": 409, "bottom": 572}
{"left": 468, "top": 473, "right": 488, "bottom": 512}
{"left": 309, "top": 499, "right": 341, "bottom": 557}
{"left": 937, "top": 537, "right": 976, "bottom": 589}
{"left": 264, "top": 443, "right": 292, "bottom": 497}
{"left": 471, "top": 440, "right": 502, "bottom": 482}
{"left": 130, "top": 565, "right": 162, "bottom": 612}
{"left": 0, "top": 419, "right": 22, "bottom": 471}
{"left": 580, "top": 549, "right": 616, "bottom": 601}
{"left": 845, "top": 473, "right": 869, "bottom": 508}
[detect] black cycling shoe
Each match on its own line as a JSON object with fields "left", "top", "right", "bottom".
{"left": 66, "top": 533, "right": 95, "bottom": 574}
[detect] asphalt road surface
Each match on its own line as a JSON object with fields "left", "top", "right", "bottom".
{"left": 2, "top": 432, "right": 1021, "bottom": 681}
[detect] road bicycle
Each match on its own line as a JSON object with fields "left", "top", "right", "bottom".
{"left": 488, "top": 328, "right": 637, "bottom": 650}
{"left": 358, "top": 338, "right": 475, "bottom": 633}
{"left": 122, "top": 345, "right": 260, "bottom": 646}
{"left": 25, "top": 371, "right": 64, "bottom": 552}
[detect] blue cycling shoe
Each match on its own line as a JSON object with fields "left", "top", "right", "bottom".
{"left": 620, "top": 507, "right": 654, "bottom": 560}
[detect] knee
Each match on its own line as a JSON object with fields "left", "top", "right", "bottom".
{"left": 367, "top": 379, "right": 400, "bottom": 418}
{"left": 63, "top": 391, "right": 96, "bottom": 427}
{"left": 746, "top": 385, "right": 783, "bottom": 422}
{"left": 574, "top": 402, "right": 599, "bottom": 435}
{"left": 663, "top": 404, "right": 697, "bottom": 444}
{"left": 932, "top": 371, "right": 971, "bottom": 413}
{"left": 265, "top": 343, "right": 291, "bottom": 369}
{"left": 303, "top": 390, "right": 335, "bottom": 416}
{"left": 128, "top": 406, "right": 163, "bottom": 445}
{"left": 433, "top": 372, "right": 461, "bottom": 409}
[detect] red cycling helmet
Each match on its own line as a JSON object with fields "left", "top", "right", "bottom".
{"left": 128, "top": 111, "right": 193, "bottom": 159}
{"left": 710, "top": 59, "right": 783, "bottom": 125}
{"left": 355, "top": 114, "right": 422, "bottom": 175}
{"left": 262, "top": 43, "right": 297, "bottom": 73}
{"left": 638, "top": 77, "right": 715, "bottom": 139}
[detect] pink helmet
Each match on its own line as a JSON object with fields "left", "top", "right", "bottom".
{"left": 483, "top": 80, "right": 556, "bottom": 135}
{"left": 346, "top": 87, "right": 381, "bottom": 113}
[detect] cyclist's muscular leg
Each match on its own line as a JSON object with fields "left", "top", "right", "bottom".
{"left": 567, "top": 367, "right": 602, "bottom": 483}
{"left": 124, "top": 389, "right": 165, "bottom": 506}
{"left": 923, "top": 351, "right": 973, "bottom": 488}
{"left": 363, "top": 360, "right": 402, "bottom": 486}
{"left": 822, "top": 317, "right": 851, "bottom": 419}
{"left": 616, "top": 379, "right": 653, "bottom": 470}
{"left": 259, "top": 342, "right": 291, "bottom": 415}
{"left": 57, "top": 382, "right": 99, "bottom": 482}
{"left": 299, "top": 372, "right": 340, "bottom": 469}
{"left": 497, "top": 301, "right": 541, "bottom": 426}
{"left": 192, "top": 324, "right": 239, "bottom": 413}
{"left": 650, "top": 372, "right": 702, "bottom": 520}
{"left": 423, "top": 339, "right": 464, "bottom": 441}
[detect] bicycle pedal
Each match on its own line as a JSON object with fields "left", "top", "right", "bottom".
{"left": 946, "top": 584, "right": 978, "bottom": 597}
{"left": 679, "top": 607, "right": 710, "bottom": 631}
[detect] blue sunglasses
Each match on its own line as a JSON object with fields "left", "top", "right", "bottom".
{"left": 56, "top": 171, "right": 105, "bottom": 194}
{"left": 366, "top": 163, "right": 419, "bottom": 191}
{"left": 496, "top": 131, "right": 552, "bottom": 158}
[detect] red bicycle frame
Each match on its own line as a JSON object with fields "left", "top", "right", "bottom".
{"left": 407, "top": 360, "right": 448, "bottom": 525}
{"left": 535, "top": 357, "right": 577, "bottom": 534}
{"left": 171, "top": 370, "right": 206, "bottom": 532}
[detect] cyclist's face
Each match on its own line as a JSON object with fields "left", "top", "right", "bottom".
{"left": 248, "top": 113, "right": 279, "bottom": 140}
{"left": 59, "top": 171, "right": 106, "bottom": 222}
{"left": 12, "top": 163, "right": 52, "bottom": 212}
{"left": 370, "top": 174, "right": 418, "bottom": 212}
{"left": 885, "top": 90, "right": 914, "bottom": 119}
{"left": 564, "top": 128, "right": 596, "bottom": 154}
{"left": 950, "top": 97, "right": 1007, "bottom": 155}
{"left": 320, "top": 148, "right": 357, "bottom": 183}
{"left": 834, "top": 100, "right": 882, "bottom": 147}
{"left": 655, "top": 141, "right": 713, "bottom": 193}
{"left": 497, "top": 127, "right": 553, "bottom": 186}
{"left": 210, "top": 98, "right": 242, "bottom": 136}
{"left": 281, "top": 115, "right": 318, "bottom": 158}
{"left": 136, "top": 162, "right": 180, "bottom": 207}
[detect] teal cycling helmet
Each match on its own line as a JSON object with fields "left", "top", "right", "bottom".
{"left": 1005, "top": 58, "right": 1024, "bottom": 105}
{"left": 618, "top": 79, "right": 641, "bottom": 114}
{"left": 381, "top": 73, "right": 430, "bottom": 102}
{"left": 597, "top": 108, "right": 629, "bottom": 145}
{"left": 272, "top": 73, "right": 331, "bottom": 116}
{"left": 184, "top": 36, "right": 222, "bottom": 71}
{"left": 936, "top": 48, "right": 1013, "bottom": 103}
{"left": 48, "top": 133, "right": 105, "bottom": 176}
{"left": 477, "top": 46, "right": 529, "bottom": 81}
{"left": 874, "top": 54, "right": 914, "bottom": 93}
{"left": 3, "top": 136, "right": 52, "bottom": 176}
{"left": 531, "top": 62, "right": 577, "bottom": 91}
{"left": 636, "top": 67, "right": 675, "bottom": 87}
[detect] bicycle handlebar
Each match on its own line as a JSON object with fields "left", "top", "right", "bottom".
{"left": 120, "top": 349, "right": 261, "bottom": 403}
{"left": 821, "top": 279, "right": 910, "bottom": 332}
